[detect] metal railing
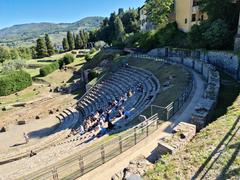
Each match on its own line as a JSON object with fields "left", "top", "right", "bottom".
{"left": 149, "top": 75, "right": 193, "bottom": 120}
{"left": 20, "top": 114, "right": 160, "bottom": 180}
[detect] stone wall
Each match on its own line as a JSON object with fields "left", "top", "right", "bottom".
{"left": 141, "top": 48, "right": 221, "bottom": 130}
{"left": 156, "top": 122, "right": 196, "bottom": 157}
{"left": 148, "top": 47, "right": 240, "bottom": 80}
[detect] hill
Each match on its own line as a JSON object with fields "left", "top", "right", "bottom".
{"left": 0, "top": 16, "right": 104, "bottom": 47}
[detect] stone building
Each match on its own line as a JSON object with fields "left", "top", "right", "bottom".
{"left": 139, "top": 6, "right": 155, "bottom": 32}
{"left": 139, "top": 0, "right": 207, "bottom": 32}
{"left": 175, "top": 0, "right": 207, "bottom": 32}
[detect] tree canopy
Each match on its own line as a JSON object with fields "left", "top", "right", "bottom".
{"left": 145, "top": 0, "right": 174, "bottom": 27}
{"left": 36, "top": 38, "right": 48, "bottom": 58}
{"left": 45, "top": 34, "right": 54, "bottom": 56}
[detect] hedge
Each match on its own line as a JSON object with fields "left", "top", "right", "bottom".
{"left": 39, "top": 61, "right": 59, "bottom": 77}
{"left": 0, "top": 70, "right": 32, "bottom": 96}
{"left": 62, "top": 54, "right": 75, "bottom": 65}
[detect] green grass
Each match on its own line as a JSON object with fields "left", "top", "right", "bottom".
{"left": 0, "top": 89, "right": 39, "bottom": 106}
{"left": 23, "top": 68, "right": 40, "bottom": 77}
{"left": 144, "top": 74, "right": 240, "bottom": 180}
{"left": 126, "top": 57, "right": 189, "bottom": 118}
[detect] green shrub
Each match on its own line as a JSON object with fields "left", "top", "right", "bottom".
{"left": 58, "top": 59, "right": 64, "bottom": 69}
{"left": 39, "top": 61, "right": 59, "bottom": 77}
{"left": 71, "top": 51, "right": 77, "bottom": 54}
{"left": 0, "top": 70, "right": 32, "bottom": 96}
{"left": 85, "top": 54, "right": 92, "bottom": 62}
{"left": 88, "top": 70, "right": 100, "bottom": 81}
{"left": 90, "top": 48, "right": 97, "bottom": 54}
{"left": 62, "top": 54, "right": 75, "bottom": 65}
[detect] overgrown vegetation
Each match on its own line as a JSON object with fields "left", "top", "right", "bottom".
{"left": 0, "top": 70, "right": 32, "bottom": 96}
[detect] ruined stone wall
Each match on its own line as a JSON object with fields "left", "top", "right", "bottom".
{"left": 148, "top": 47, "right": 240, "bottom": 80}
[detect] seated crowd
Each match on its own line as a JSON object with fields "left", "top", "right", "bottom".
{"left": 69, "top": 81, "right": 146, "bottom": 139}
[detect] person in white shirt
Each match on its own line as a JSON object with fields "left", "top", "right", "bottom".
{"left": 23, "top": 132, "right": 29, "bottom": 144}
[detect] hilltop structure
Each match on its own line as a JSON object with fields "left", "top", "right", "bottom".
{"left": 140, "top": 0, "right": 207, "bottom": 32}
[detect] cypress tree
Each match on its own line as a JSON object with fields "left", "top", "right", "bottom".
{"left": 36, "top": 38, "right": 48, "bottom": 58}
{"left": 114, "top": 16, "right": 125, "bottom": 40}
{"left": 45, "top": 34, "right": 54, "bottom": 56}
{"left": 75, "top": 34, "right": 83, "bottom": 49}
{"left": 67, "top": 31, "right": 75, "bottom": 50}
{"left": 62, "top": 38, "right": 69, "bottom": 51}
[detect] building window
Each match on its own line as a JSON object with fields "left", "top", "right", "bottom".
{"left": 192, "top": 14, "right": 196, "bottom": 22}
{"left": 185, "top": 18, "right": 188, "bottom": 24}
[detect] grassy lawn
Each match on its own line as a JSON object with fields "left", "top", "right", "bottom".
{"left": 144, "top": 74, "right": 240, "bottom": 180}
{"left": 0, "top": 85, "right": 43, "bottom": 106}
{"left": 125, "top": 57, "right": 190, "bottom": 118}
{"left": 23, "top": 68, "right": 40, "bottom": 77}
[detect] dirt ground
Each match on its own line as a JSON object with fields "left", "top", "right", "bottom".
{"left": 0, "top": 68, "right": 81, "bottom": 127}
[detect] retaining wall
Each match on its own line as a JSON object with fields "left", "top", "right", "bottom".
{"left": 148, "top": 47, "right": 240, "bottom": 80}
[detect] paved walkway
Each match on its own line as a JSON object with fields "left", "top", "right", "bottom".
{"left": 79, "top": 70, "right": 206, "bottom": 180}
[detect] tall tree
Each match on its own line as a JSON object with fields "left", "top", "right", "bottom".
{"left": 114, "top": 16, "right": 125, "bottom": 40}
{"left": 75, "top": 34, "right": 83, "bottom": 49}
{"left": 118, "top": 8, "right": 124, "bottom": 17}
{"left": 201, "top": 0, "right": 240, "bottom": 31}
{"left": 36, "top": 38, "right": 48, "bottom": 58}
{"left": 145, "top": 0, "right": 174, "bottom": 27}
{"left": 45, "top": 34, "right": 54, "bottom": 56}
{"left": 80, "top": 30, "right": 89, "bottom": 48}
{"left": 0, "top": 46, "right": 10, "bottom": 63}
{"left": 10, "top": 48, "right": 19, "bottom": 60}
{"left": 121, "top": 8, "right": 140, "bottom": 33}
{"left": 62, "top": 38, "right": 69, "bottom": 51}
{"left": 67, "top": 31, "right": 75, "bottom": 50}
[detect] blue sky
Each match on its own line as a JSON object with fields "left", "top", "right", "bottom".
{"left": 0, "top": 0, "right": 145, "bottom": 29}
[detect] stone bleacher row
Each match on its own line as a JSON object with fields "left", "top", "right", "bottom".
{"left": 76, "top": 66, "right": 160, "bottom": 127}
{"left": 58, "top": 66, "right": 160, "bottom": 144}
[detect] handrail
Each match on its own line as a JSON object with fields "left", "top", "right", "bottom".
{"left": 19, "top": 114, "right": 160, "bottom": 180}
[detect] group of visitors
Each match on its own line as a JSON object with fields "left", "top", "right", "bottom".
{"left": 76, "top": 89, "right": 136, "bottom": 138}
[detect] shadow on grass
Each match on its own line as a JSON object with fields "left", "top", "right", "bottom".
{"left": 192, "top": 117, "right": 240, "bottom": 180}
{"left": 217, "top": 141, "right": 240, "bottom": 179}
{"left": 209, "top": 71, "right": 240, "bottom": 124}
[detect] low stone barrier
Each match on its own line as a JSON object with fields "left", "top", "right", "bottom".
{"left": 156, "top": 122, "right": 196, "bottom": 157}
